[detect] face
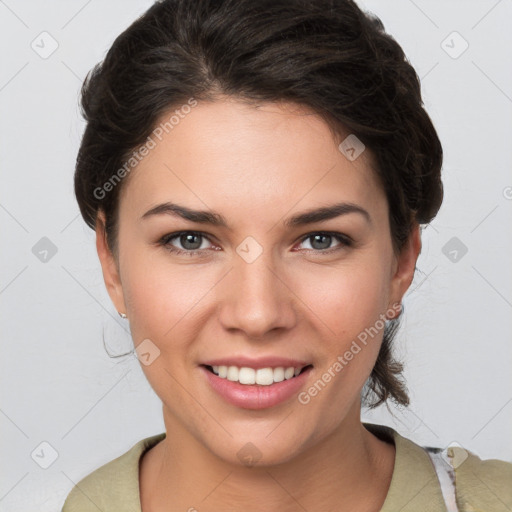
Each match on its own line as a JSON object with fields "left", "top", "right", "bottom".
{"left": 97, "top": 97, "right": 420, "bottom": 466}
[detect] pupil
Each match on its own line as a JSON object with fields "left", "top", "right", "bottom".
{"left": 312, "top": 234, "right": 331, "bottom": 250}
{"left": 182, "top": 233, "right": 201, "bottom": 250}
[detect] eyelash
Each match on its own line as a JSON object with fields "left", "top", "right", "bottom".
{"left": 157, "top": 230, "right": 353, "bottom": 257}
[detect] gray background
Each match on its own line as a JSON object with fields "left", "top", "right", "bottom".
{"left": 1, "top": 0, "right": 511, "bottom": 510}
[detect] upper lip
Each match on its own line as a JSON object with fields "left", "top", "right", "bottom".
{"left": 201, "top": 356, "right": 312, "bottom": 369}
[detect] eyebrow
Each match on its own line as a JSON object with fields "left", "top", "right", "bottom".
{"left": 140, "top": 201, "right": 372, "bottom": 228}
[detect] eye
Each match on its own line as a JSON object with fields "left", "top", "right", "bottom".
{"left": 157, "top": 230, "right": 352, "bottom": 257}
{"left": 158, "top": 231, "right": 216, "bottom": 256}
{"left": 296, "top": 232, "right": 352, "bottom": 253}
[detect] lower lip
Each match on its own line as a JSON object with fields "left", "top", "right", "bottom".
{"left": 201, "top": 366, "right": 313, "bottom": 410}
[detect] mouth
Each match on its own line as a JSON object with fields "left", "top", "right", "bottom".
{"left": 200, "top": 362, "right": 314, "bottom": 409}
{"left": 201, "top": 364, "right": 313, "bottom": 385}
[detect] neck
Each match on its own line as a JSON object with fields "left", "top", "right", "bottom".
{"left": 140, "top": 403, "right": 395, "bottom": 512}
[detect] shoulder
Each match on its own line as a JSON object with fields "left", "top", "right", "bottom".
{"left": 61, "top": 433, "right": 166, "bottom": 512}
{"left": 364, "top": 422, "right": 512, "bottom": 512}
{"left": 417, "top": 441, "right": 512, "bottom": 511}
{"left": 449, "top": 445, "right": 512, "bottom": 511}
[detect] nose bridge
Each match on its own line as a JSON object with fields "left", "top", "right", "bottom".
{"left": 218, "top": 241, "right": 295, "bottom": 338}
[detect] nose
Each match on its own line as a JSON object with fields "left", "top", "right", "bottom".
{"left": 218, "top": 250, "right": 297, "bottom": 340}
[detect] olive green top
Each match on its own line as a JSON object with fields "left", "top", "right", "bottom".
{"left": 61, "top": 422, "right": 512, "bottom": 511}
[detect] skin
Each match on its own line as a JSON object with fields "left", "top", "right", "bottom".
{"left": 96, "top": 97, "right": 421, "bottom": 511}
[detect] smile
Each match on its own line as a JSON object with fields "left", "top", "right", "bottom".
{"left": 205, "top": 364, "right": 312, "bottom": 386}
{"left": 200, "top": 362, "right": 314, "bottom": 409}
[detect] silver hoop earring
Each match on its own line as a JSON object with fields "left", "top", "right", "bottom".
{"left": 118, "top": 312, "right": 127, "bottom": 319}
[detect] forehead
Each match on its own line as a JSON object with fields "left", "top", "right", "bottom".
{"left": 118, "top": 98, "right": 386, "bottom": 226}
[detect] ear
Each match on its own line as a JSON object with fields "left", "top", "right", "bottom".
{"left": 96, "top": 210, "right": 127, "bottom": 316}
{"left": 387, "top": 222, "right": 422, "bottom": 318}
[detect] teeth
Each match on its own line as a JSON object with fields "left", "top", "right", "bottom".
{"left": 239, "top": 367, "right": 256, "bottom": 385}
{"left": 210, "top": 365, "right": 305, "bottom": 385}
{"left": 255, "top": 368, "right": 273, "bottom": 385}
{"left": 227, "top": 366, "right": 239, "bottom": 381}
{"left": 273, "top": 367, "right": 285, "bottom": 382}
{"left": 284, "top": 367, "right": 295, "bottom": 380}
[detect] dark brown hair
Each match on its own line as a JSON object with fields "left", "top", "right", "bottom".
{"left": 74, "top": 0, "right": 443, "bottom": 409}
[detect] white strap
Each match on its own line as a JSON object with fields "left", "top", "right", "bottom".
{"left": 426, "top": 449, "right": 460, "bottom": 512}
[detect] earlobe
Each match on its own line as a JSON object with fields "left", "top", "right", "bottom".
{"left": 95, "top": 211, "right": 127, "bottom": 316}
{"left": 387, "top": 223, "right": 422, "bottom": 316}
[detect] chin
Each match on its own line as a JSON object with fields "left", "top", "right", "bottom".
{"left": 199, "top": 417, "right": 321, "bottom": 469}
{"left": 214, "top": 439, "right": 305, "bottom": 469}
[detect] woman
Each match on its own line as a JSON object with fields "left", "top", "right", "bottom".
{"left": 62, "top": 0, "right": 512, "bottom": 510}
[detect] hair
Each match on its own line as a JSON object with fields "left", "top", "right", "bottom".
{"left": 74, "top": 0, "right": 443, "bottom": 409}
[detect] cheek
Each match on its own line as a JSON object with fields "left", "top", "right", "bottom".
{"left": 119, "top": 239, "right": 229, "bottom": 370}
{"left": 119, "top": 254, "right": 221, "bottom": 405}
{"left": 122, "top": 262, "right": 216, "bottom": 345}
{"left": 291, "top": 259, "right": 391, "bottom": 400}
{"left": 296, "top": 257, "right": 390, "bottom": 342}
